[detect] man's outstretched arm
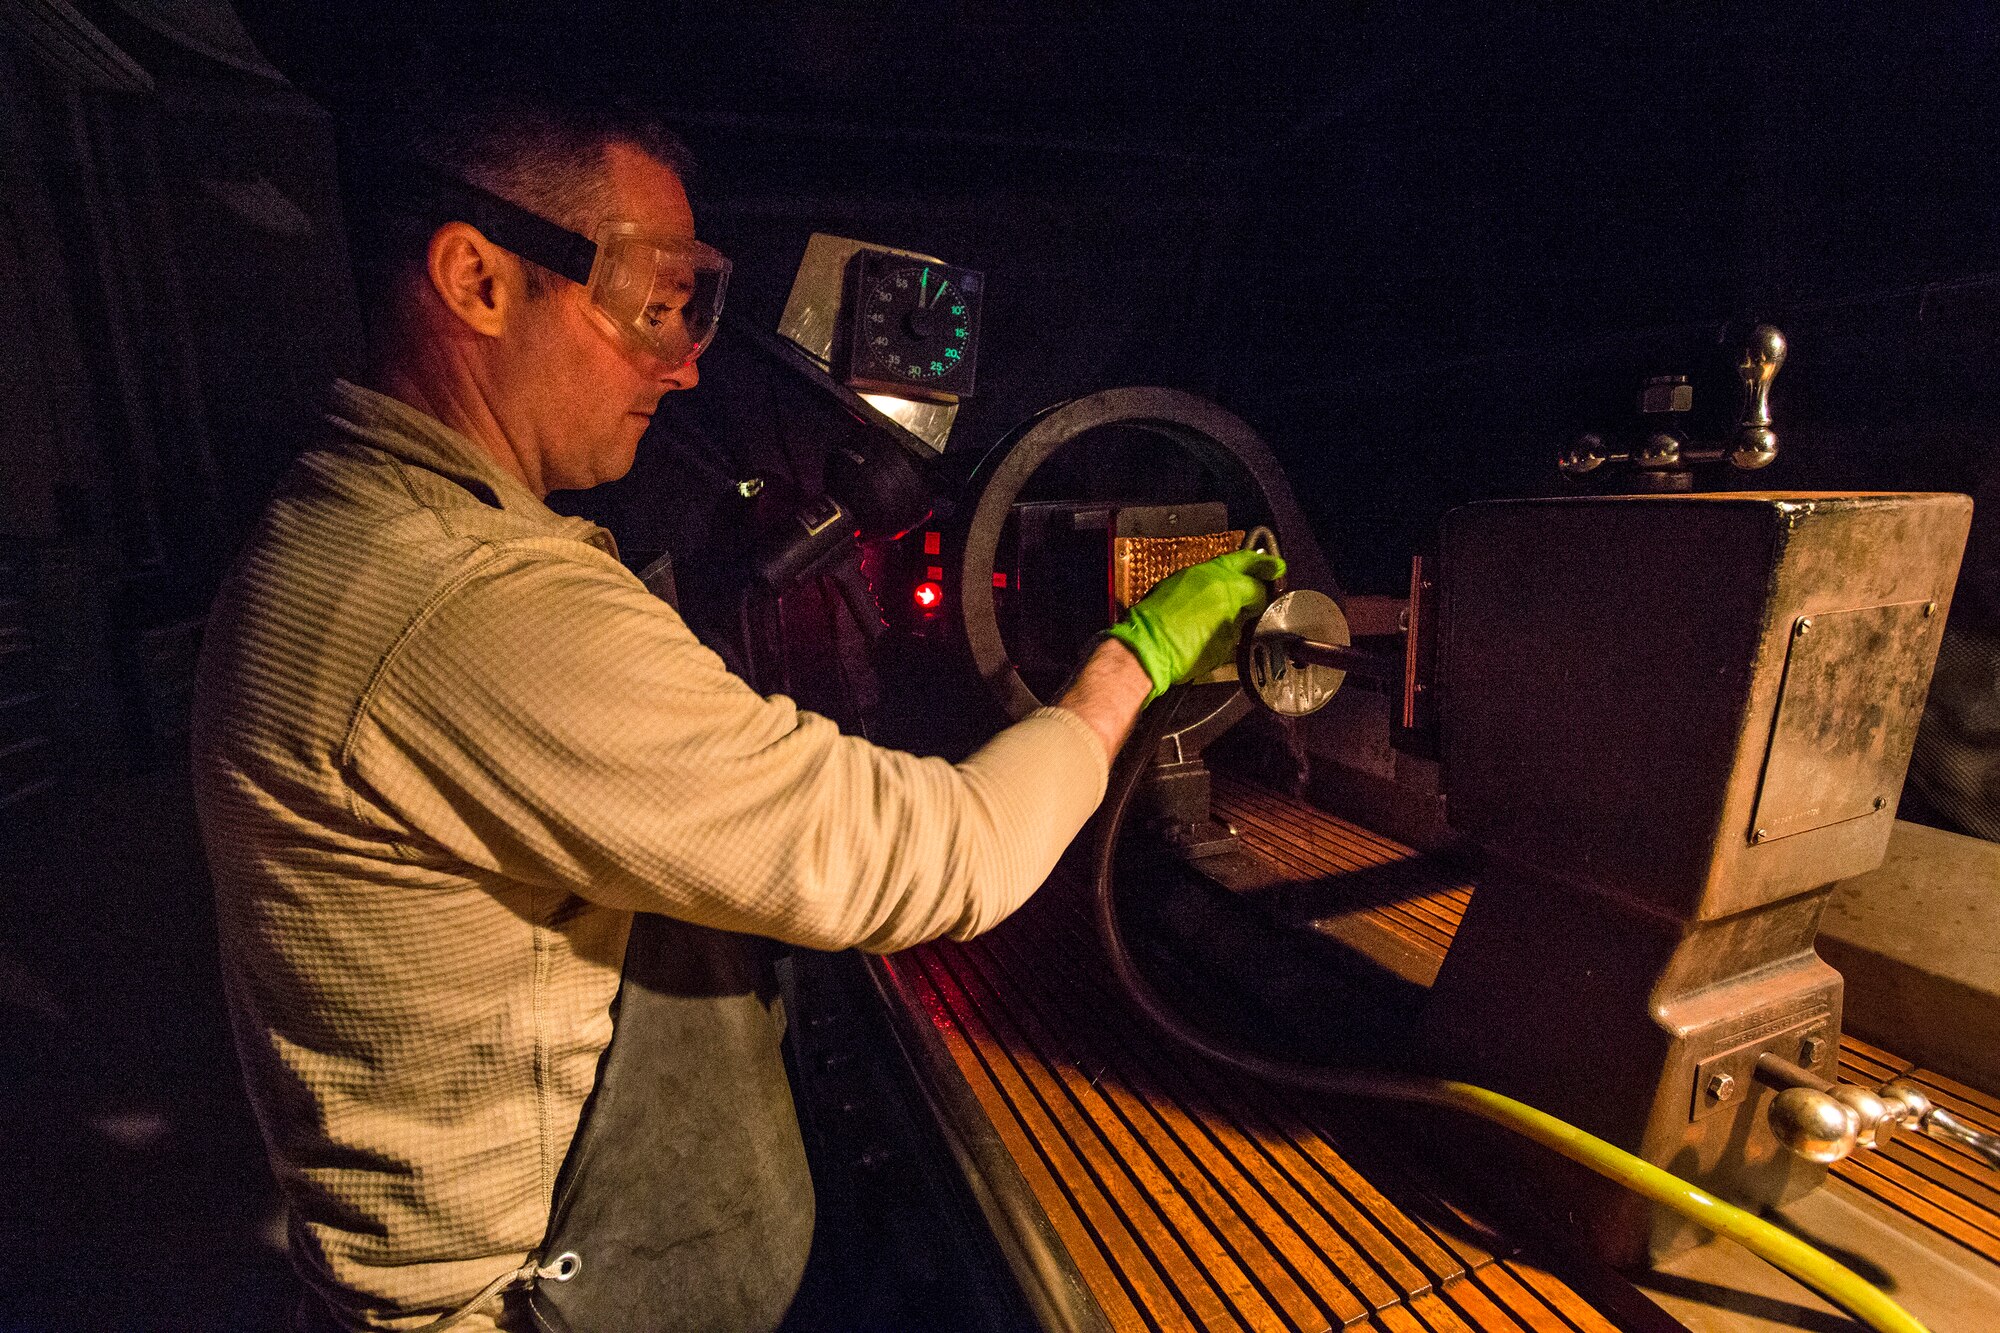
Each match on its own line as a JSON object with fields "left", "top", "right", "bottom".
{"left": 1053, "top": 637, "right": 1154, "bottom": 761}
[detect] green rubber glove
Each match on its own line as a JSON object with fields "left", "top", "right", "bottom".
{"left": 1105, "top": 549, "right": 1286, "bottom": 705}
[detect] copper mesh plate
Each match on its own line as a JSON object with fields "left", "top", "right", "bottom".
{"left": 1112, "top": 531, "right": 1244, "bottom": 611}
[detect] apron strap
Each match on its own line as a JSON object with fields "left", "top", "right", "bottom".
{"left": 406, "top": 1252, "right": 582, "bottom": 1333}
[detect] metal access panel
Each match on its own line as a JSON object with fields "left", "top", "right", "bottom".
{"left": 1438, "top": 493, "right": 1971, "bottom": 922}
{"left": 1752, "top": 601, "right": 1941, "bottom": 843}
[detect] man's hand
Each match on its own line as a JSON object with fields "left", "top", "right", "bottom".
{"left": 1105, "top": 550, "right": 1286, "bottom": 705}
{"left": 1055, "top": 550, "right": 1285, "bottom": 761}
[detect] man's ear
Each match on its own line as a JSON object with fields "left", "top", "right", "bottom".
{"left": 424, "top": 220, "right": 520, "bottom": 338}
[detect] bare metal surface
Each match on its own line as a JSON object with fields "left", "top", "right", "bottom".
{"left": 1241, "top": 589, "right": 1350, "bottom": 717}
{"left": 1766, "top": 1087, "right": 1857, "bottom": 1164}
{"left": 1728, "top": 325, "right": 1787, "bottom": 470}
{"left": 1820, "top": 819, "right": 2000, "bottom": 1098}
{"left": 1920, "top": 1107, "right": 2000, "bottom": 1172}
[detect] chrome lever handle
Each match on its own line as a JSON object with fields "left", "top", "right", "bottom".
{"left": 1879, "top": 1080, "right": 2000, "bottom": 1172}
{"left": 1927, "top": 1109, "right": 2000, "bottom": 1169}
{"left": 1730, "top": 324, "right": 1786, "bottom": 470}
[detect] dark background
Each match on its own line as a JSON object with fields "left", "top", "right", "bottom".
{"left": 2, "top": 2, "right": 1997, "bottom": 1328}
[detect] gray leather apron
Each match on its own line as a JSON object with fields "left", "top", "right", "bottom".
{"left": 522, "top": 910, "right": 816, "bottom": 1332}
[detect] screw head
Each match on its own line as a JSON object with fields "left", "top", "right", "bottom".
{"left": 1752, "top": 827, "right": 1768, "bottom": 844}
{"left": 1873, "top": 796, "right": 1887, "bottom": 811}
{"left": 1796, "top": 617, "right": 1813, "bottom": 636}
{"left": 1924, "top": 601, "right": 1938, "bottom": 618}
{"left": 1708, "top": 1072, "right": 1738, "bottom": 1102}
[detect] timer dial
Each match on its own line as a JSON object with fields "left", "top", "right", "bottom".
{"left": 845, "top": 250, "right": 982, "bottom": 404}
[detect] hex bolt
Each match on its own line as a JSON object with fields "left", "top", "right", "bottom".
{"left": 1708, "top": 1072, "right": 1737, "bottom": 1102}
{"left": 1800, "top": 1034, "right": 1827, "bottom": 1066}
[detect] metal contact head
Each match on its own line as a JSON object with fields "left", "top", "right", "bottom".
{"left": 1730, "top": 425, "right": 1779, "bottom": 470}
{"left": 1240, "top": 589, "right": 1349, "bottom": 718}
{"left": 1559, "top": 432, "right": 1608, "bottom": 476}
{"left": 1831, "top": 1085, "right": 1896, "bottom": 1149}
{"left": 1878, "top": 1080, "right": 1933, "bottom": 1129}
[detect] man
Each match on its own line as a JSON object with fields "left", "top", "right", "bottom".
{"left": 192, "top": 87, "right": 1278, "bottom": 1332}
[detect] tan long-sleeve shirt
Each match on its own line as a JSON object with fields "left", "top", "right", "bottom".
{"left": 191, "top": 381, "right": 1108, "bottom": 1328}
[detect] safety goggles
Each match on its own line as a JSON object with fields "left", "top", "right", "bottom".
{"left": 403, "top": 163, "right": 730, "bottom": 368}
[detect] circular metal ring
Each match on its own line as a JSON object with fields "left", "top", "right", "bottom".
{"left": 953, "top": 387, "right": 1338, "bottom": 759}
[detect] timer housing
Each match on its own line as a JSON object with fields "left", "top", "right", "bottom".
{"left": 843, "top": 248, "right": 982, "bottom": 404}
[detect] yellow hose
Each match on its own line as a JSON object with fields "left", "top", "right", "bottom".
{"left": 1436, "top": 1081, "right": 1929, "bottom": 1333}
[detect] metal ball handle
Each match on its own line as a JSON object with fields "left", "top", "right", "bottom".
{"left": 1769, "top": 1086, "right": 1859, "bottom": 1164}
{"left": 1760, "top": 1057, "right": 2000, "bottom": 1174}
{"left": 1731, "top": 324, "right": 1787, "bottom": 470}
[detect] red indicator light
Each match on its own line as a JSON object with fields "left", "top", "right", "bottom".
{"left": 913, "top": 581, "right": 943, "bottom": 609}
{"left": 992, "top": 572, "right": 1008, "bottom": 588}
{"left": 923, "top": 531, "right": 941, "bottom": 555}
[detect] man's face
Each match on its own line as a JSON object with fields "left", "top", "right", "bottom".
{"left": 494, "top": 142, "right": 701, "bottom": 494}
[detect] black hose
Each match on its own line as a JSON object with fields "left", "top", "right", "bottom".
{"left": 1089, "top": 685, "right": 1455, "bottom": 1108}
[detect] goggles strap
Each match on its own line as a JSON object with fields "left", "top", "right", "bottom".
{"left": 401, "top": 161, "right": 599, "bottom": 286}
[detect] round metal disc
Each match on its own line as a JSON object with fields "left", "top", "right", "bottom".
{"left": 1239, "top": 589, "right": 1349, "bottom": 717}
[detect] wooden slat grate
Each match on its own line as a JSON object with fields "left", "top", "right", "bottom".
{"left": 877, "top": 776, "right": 2000, "bottom": 1329}
{"left": 1827, "top": 1037, "right": 2000, "bottom": 1266}
{"left": 881, "top": 840, "right": 1624, "bottom": 1326}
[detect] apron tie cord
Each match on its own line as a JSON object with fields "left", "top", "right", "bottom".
{"left": 407, "top": 1251, "right": 574, "bottom": 1333}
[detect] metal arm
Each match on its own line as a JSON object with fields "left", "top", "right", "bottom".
{"left": 1557, "top": 324, "right": 1788, "bottom": 480}
{"left": 1881, "top": 1081, "right": 2000, "bottom": 1172}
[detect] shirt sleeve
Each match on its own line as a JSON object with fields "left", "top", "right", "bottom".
{"left": 342, "top": 540, "right": 1110, "bottom": 952}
